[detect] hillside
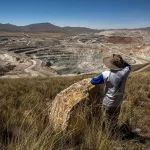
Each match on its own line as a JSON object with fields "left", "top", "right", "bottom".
{"left": 136, "top": 27, "right": 150, "bottom": 31}
{"left": 21, "top": 23, "right": 67, "bottom": 33}
{"left": 0, "top": 23, "right": 149, "bottom": 35}
{"left": 0, "top": 23, "right": 23, "bottom": 32}
{"left": 0, "top": 23, "right": 100, "bottom": 34}
{"left": 63, "top": 26, "right": 100, "bottom": 34}
{"left": 0, "top": 72, "right": 150, "bottom": 149}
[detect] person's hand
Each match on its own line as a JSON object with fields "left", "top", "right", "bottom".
{"left": 123, "top": 60, "right": 130, "bottom": 67}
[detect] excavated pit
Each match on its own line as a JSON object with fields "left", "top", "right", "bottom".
{"left": 4, "top": 31, "right": 149, "bottom": 76}
{"left": 105, "top": 36, "right": 142, "bottom": 44}
{"left": 38, "top": 46, "right": 104, "bottom": 75}
{"left": 6, "top": 44, "right": 105, "bottom": 75}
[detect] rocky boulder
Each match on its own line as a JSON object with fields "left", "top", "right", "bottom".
{"left": 49, "top": 78, "right": 104, "bottom": 132}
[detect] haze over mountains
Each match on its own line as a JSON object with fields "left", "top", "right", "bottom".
{"left": 0, "top": 22, "right": 149, "bottom": 34}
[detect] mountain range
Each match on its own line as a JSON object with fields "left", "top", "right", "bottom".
{"left": 0, "top": 23, "right": 149, "bottom": 34}
{"left": 0, "top": 23, "right": 99, "bottom": 34}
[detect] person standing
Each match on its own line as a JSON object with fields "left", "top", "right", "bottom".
{"left": 91, "top": 54, "right": 131, "bottom": 133}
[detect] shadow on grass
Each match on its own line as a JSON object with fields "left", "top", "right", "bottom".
{"left": 119, "top": 123, "right": 150, "bottom": 144}
{"left": 121, "top": 132, "right": 150, "bottom": 144}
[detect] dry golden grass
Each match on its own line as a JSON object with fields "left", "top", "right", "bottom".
{"left": 0, "top": 72, "right": 149, "bottom": 150}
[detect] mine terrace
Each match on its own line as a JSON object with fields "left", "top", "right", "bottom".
{"left": 0, "top": 29, "right": 150, "bottom": 78}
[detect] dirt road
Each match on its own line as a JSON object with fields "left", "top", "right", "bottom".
{"left": 0, "top": 47, "right": 150, "bottom": 78}
{"left": 25, "top": 60, "right": 46, "bottom": 77}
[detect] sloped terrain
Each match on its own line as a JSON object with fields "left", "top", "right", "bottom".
{"left": 21, "top": 23, "right": 66, "bottom": 33}
{"left": 0, "top": 29, "right": 149, "bottom": 78}
{"left": 0, "top": 72, "right": 150, "bottom": 149}
{"left": 0, "top": 23, "right": 100, "bottom": 34}
{"left": 0, "top": 23, "right": 23, "bottom": 32}
{"left": 63, "top": 26, "right": 100, "bottom": 34}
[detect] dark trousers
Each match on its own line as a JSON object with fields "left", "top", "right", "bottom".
{"left": 102, "top": 105, "right": 121, "bottom": 133}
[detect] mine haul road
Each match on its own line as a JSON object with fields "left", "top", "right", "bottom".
{"left": 25, "top": 59, "right": 46, "bottom": 77}
{"left": 0, "top": 45, "right": 150, "bottom": 78}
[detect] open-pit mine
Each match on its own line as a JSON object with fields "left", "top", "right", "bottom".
{"left": 0, "top": 30, "right": 150, "bottom": 78}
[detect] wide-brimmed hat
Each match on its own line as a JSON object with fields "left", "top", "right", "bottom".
{"left": 103, "top": 54, "right": 125, "bottom": 70}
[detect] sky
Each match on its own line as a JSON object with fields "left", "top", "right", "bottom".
{"left": 0, "top": 0, "right": 150, "bottom": 29}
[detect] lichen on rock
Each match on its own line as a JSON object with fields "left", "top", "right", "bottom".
{"left": 49, "top": 78, "right": 104, "bottom": 132}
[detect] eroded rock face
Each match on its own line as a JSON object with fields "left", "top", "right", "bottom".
{"left": 49, "top": 78, "right": 104, "bottom": 132}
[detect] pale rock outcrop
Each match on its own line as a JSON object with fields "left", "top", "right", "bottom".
{"left": 49, "top": 78, "right": 104, "bottom": 132}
